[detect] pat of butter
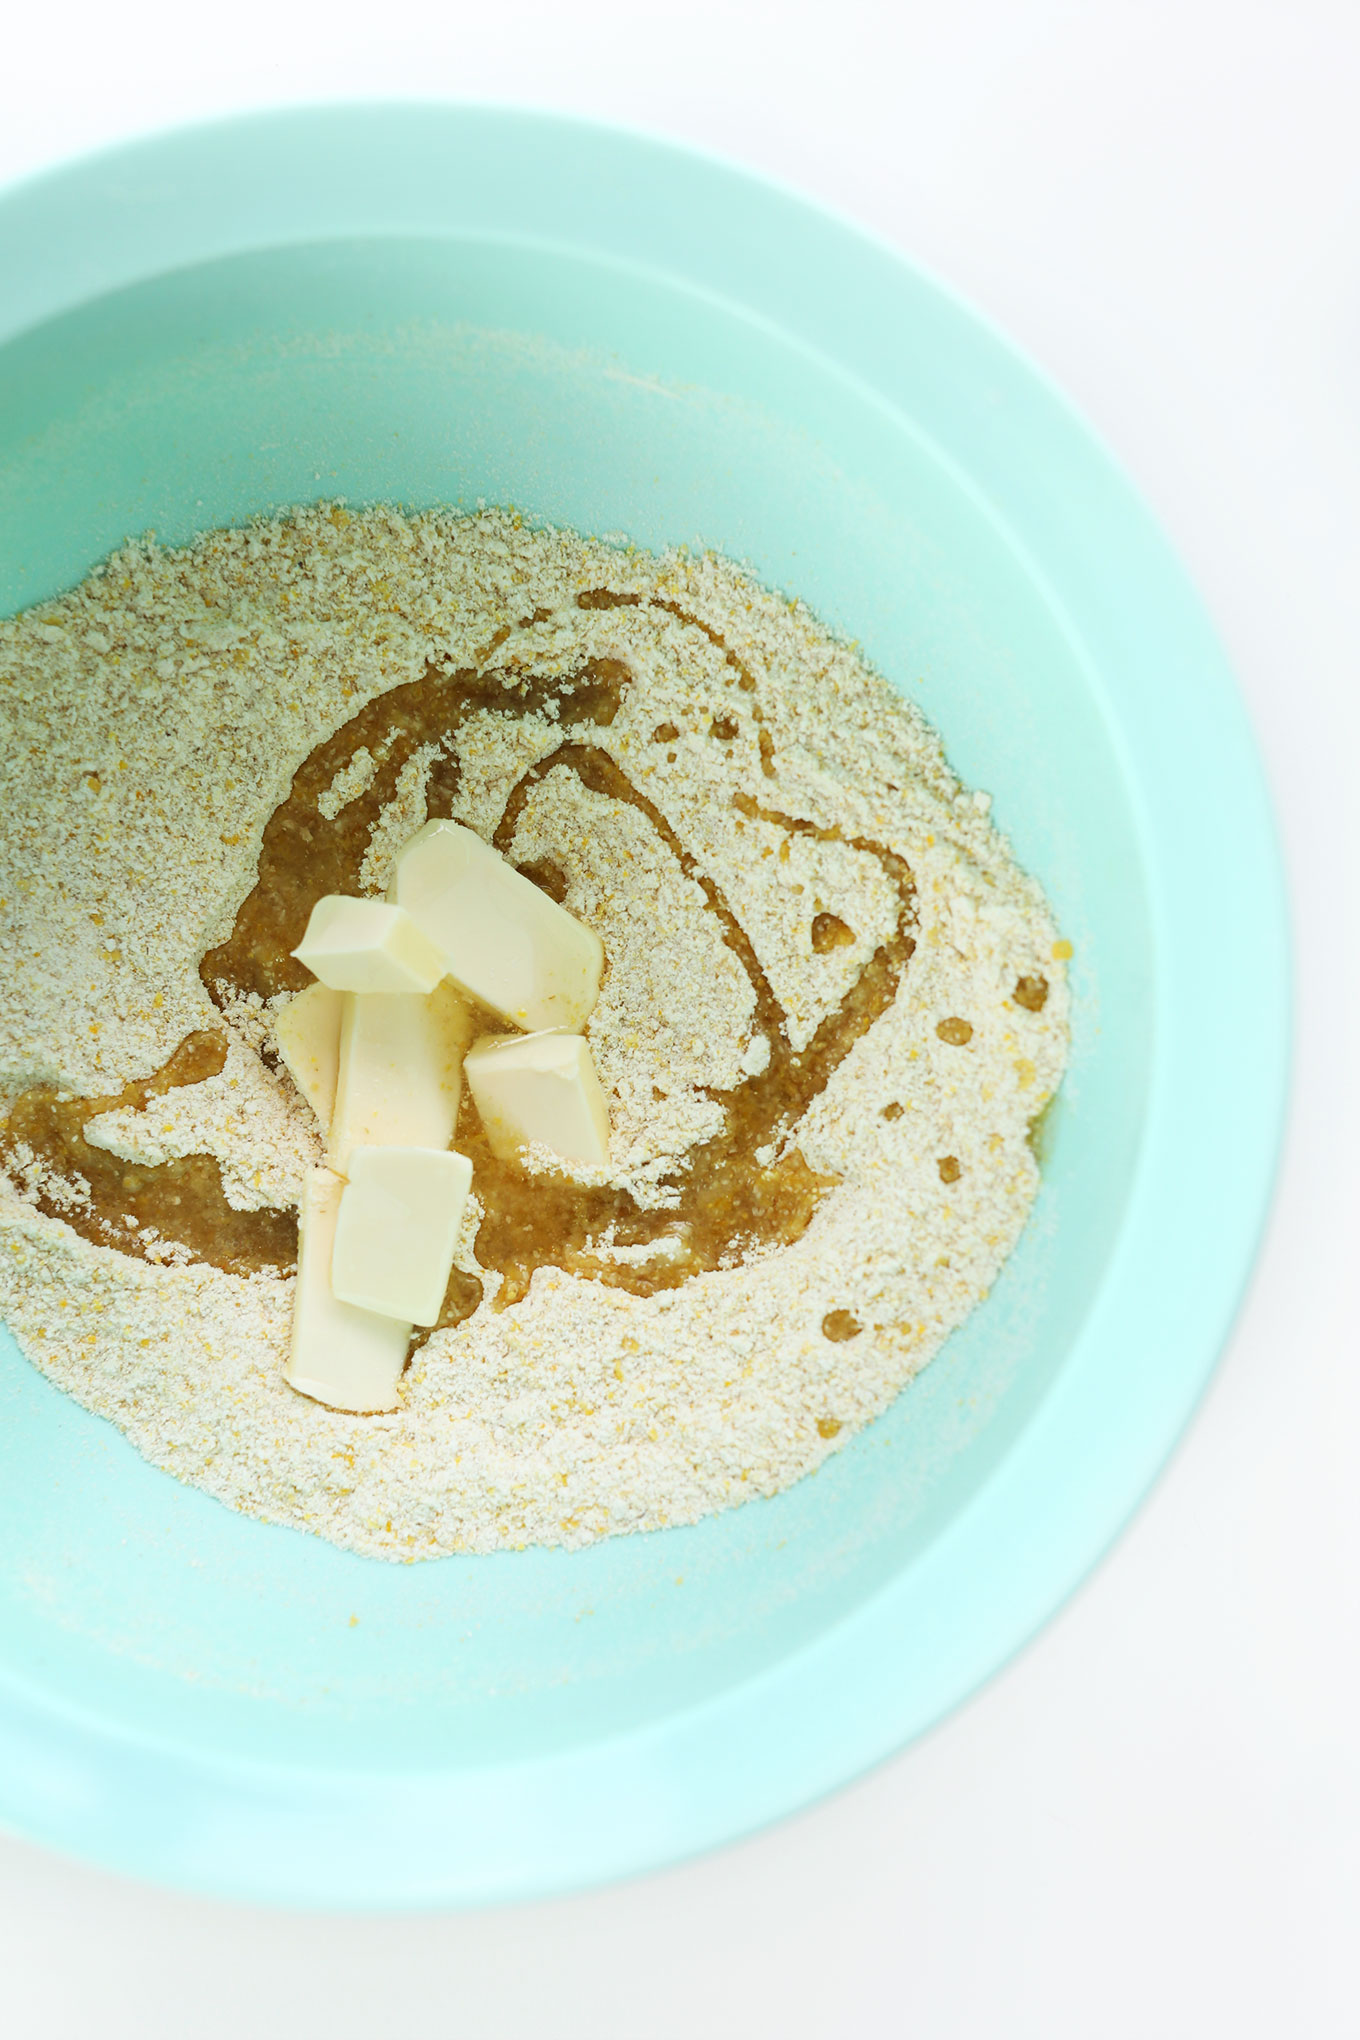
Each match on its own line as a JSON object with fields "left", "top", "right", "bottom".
{"left": 464, "top": 1030, "right": 611, "bottom": 1167}
{"left": 292, "top": 894, "right": 447, "bottom": 994}
{"left": 274, "top": 982, "right": 342, "bottom": 1132}
{"left": 332, "top": 1145, "right": 473, "bottom": 1328}
{"left": 285, "top": 1168, "right": 410, "bottom": 1413}
{"left": 392, "top": 820, "right": 603, "bottom": 1031}
{"left": 328, "top": 981, "right": 473, "bottom": 1173}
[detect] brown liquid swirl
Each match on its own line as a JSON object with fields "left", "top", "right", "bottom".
{"left": 1, "top": 592, "right": 916, "bottom": 1316}
{"left": 1, "top": 1029, "right": 296, "bottom": 1274}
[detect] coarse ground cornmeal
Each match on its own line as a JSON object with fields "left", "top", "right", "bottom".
{"left": 0, "top": 505, "right": 1068, "bottom": 1557}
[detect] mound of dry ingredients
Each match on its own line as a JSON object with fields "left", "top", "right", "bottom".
{"left": 0, "top": 505, "right": 1069, "bottom": 1558}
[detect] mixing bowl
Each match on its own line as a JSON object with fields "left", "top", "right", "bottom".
{"left": 0, "top": 105, "right": 1288, "bottom": 1905}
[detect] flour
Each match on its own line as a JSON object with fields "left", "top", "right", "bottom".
{"left": 0, "top": 505, "right": 1069, "bottom": 1557}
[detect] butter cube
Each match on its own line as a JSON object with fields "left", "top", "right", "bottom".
{"left": 286, "top": 1168, "right": 410, "bottom": 1413}
{"left": 332, "top": 1146, "right": 473, "bottom": 1328}
{"left": 464, "top": 1030, "right": 611, "bottom": 1167}
{"left": 292, "top": 894, "right": 446, "bottom": 994}
{"left": 274, "top": 982, "right": 342, "bottom": 1132}
{"left": 328, "top": 981, "right": 473, "bottom": 1173}
{"left": 392, "top": 820, "right": 603, "bottom": 1031}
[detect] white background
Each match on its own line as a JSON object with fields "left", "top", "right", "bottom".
{"left": 1, "top": 2, "right": 1356, "bottom": 2033}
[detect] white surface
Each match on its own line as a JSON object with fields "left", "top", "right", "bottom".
{"left": 1, "top": 1, "right": 1356, "bottom": 2033}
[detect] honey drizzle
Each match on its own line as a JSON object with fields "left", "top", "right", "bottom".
{"left": 1, "top": 590, "right": 916, "bottom": 1312}
{"left": 465, "top": 748, "right": 916, "bottom": 1304}
{"left": 200, "top": 622, "right": 633, "bottom": 1005}
{"left": 1, "top": 1030, "right": 297, "bottom": 1273}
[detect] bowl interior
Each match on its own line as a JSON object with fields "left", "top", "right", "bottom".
{"left": 0, "top": 231, "right": 1148, "bottom": 1766}
{"left": 0, "top": 110, "right": 1282, "bottom": 1904}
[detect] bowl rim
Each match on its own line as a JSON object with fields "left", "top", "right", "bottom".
{"left": 0, "top": 100, "right": 1291, "bottom": 1907}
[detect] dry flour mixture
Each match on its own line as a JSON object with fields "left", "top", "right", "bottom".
{"left": 0, "top": 505, "right": 1068, "bottom": 1557}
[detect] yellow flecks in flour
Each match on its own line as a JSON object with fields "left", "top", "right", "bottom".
{"left": 0, "top": 504, "right": 1068, "bottom": 1559}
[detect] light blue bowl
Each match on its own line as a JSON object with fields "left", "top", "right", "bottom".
{"left": 0, "top": 105, "right": 1288, "bottom": 1906}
